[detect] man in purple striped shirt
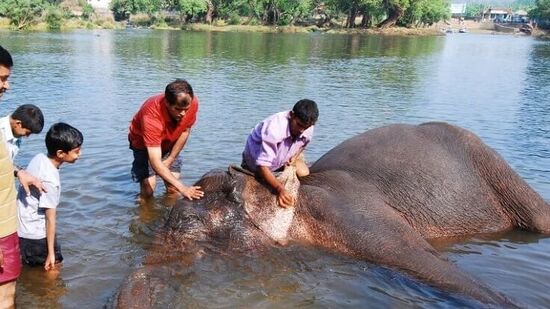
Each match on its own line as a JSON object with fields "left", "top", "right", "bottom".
{"left": 242, "top": 99, "right": 319, "bottom": 208}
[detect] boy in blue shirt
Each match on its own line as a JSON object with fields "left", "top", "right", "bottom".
{"left": 16, "top": 123, "right": 83, "bottom": 271}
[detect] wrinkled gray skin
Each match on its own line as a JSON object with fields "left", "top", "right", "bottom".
{"left": 116, "top": 122, "right": 550, "bottom": 308}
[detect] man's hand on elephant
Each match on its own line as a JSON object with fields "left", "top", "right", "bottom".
{"left": 180, "top": 185, "right": 204, "bottom": 200}
{"left": 277, "top": 189, "right": 295, "bottom": 208}
{"left": 286, "top": 153, "right": 302, "bottom": 167}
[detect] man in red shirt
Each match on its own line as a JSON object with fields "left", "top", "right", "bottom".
{"left": 128, "top": 79, "right": 204, "bottom": 201}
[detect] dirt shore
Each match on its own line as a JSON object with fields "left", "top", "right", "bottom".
{"left": 2, "top": 16, "right": 548, "bottom": 38}
{"left": 434, "top": 19, "right": 549, "bottom": 38}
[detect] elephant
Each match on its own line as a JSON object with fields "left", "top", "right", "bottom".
{"left": 115, "top": 122, "right": 550, "bottom": 308}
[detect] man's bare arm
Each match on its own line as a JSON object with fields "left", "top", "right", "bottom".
{"left": 164, "top": 129, "right": 190, "bottom": 167}
{"left": 147, "top": 146, "right": 203, "bottom": 200}
{"left": 257, "top": 166, "right": 294, "bottom": 208}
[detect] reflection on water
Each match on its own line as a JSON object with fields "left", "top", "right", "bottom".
{"left": 17, "top": 265, "right": 67, "bottom": 308}
{"left": 0, "top": 30, "right": 548, "bottom": 307}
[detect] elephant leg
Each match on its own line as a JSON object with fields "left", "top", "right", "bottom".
{"left": 469, "top": 140, "right": 550, "bottom": 233}
{"left": 302, "top": 188, "right": 520, "bottom": 307}
{"left": 344, "top": 213, "right": 518, "bottom": 307}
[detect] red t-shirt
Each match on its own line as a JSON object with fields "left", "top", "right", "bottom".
{"left": 128, "top": 93, "right": 199, "bottom": 152}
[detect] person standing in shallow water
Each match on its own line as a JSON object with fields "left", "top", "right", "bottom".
{"left": 0, "top": 44, "right": 46, "bottom": 308}
{"left": 242, "top": 99, "right": 319, "bottom": 208}
{"left": 128, "top": 79, "right": 204, "bottom": 201}
{"left": 0, "top": 43, "right": 19, "bottom": 309}
{"left": 17, "top": 123, "right": 83, "bottom": 273}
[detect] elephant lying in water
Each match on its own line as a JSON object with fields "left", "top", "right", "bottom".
{"left": 116, "top": 122, "right": 550, "bottom": 307}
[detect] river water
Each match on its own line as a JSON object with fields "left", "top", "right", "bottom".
{"left": 0, "top": 29, "right": 548, "bottom": 308}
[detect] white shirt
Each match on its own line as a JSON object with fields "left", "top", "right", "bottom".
{"left": 17, "top": 153, "right": 60, "bottom": 239}
{"left": 0, "top": 115, "right": 20, "bottom": 161}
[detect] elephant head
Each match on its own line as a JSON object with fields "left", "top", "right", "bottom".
{"left": 153, "top": 165, "right": 301, "bottom": 261}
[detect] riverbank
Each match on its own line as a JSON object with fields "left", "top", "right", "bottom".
{"left": 183, "top": 23, "right": 443, "bottom": 36}
{"left": 0, "top": 17, "right": 441, "bottom": 36}
{"left": 0, "top": 17, "right": 121, "bottom": 31}
{"left": 1, "top": 16, "right": 547, "bottom": 38}
{"left": 435, "top": 19, "right": 550, "bottom": 38}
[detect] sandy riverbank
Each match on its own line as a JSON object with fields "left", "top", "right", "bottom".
{"left": 2, "top": 16, "right": 548, "bottom": 38}
{"left": 434, "top": 19, "right": 549, "bottom": 38}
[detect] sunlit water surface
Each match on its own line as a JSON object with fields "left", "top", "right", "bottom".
{"left": 0, "top": 30, "right": 549, "bottom": 308}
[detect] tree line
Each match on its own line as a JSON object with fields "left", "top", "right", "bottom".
{"left": 1, "top": 0, "right": 549, "bottom": 30}
{"left": 110, "top": 0, "right": 451, "bottom": 28}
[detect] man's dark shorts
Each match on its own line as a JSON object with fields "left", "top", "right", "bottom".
{"left": 19, "top": 237, "right": 63, "bottom": 267}
{"left": 131, "top": 147, "right": 182, "bottom": 183}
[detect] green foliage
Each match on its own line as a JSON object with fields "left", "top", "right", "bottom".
{"left": 530, "top": 0, "right": 550, "bottom": 19}
{"left": 110, "top": 0, "right": 161, "bottom": 20}
{"left": 0, "top": 0, "right": 464, "bottom": 29}
{"left": 133, "top": 0, "right": 161, "bottom": 14}
{"left": 211, "top": 0, "right": 249, "bottom": 19}
{"left": 82, "top": 3, "right": 94, "bottom": 20}
{"left": 0, "top": 0, "right": 46, "bottom": 29}
{"left": 110, "top": 0, "right": 132, "bottom": 20}
{"left": 276, "top": 0, "right": 314, "bottom": 25}
{"left": 325, "top": 0, "right": 386, "bottom": 26}
{"left": 172, "top": 0, "right": 208, "bottom": 18}
{"left": 400, "top": 0, "right": 450, "bottom": 27}
{"left": 45, "top": 6, "right": 63, "bottom": 30}
{"left": 228, "top": 12, "right": 241, "bottom": 25}
{"left": 152, "top": 14, "right": 168, "bottom": 27}
{"left": 247, "top": 17, "right": 260, "bottom": 25}
{"left": 385, "top": 0, "right": 411, "bottom": 11}
{"left": 464, "top": 3, "right": 487, "bottom": 19}
{"left": 511, "top": 0, "right": 536, "bottom": 10}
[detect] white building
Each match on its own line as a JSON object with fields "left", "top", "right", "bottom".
{"left": 87, "top": 0, "right": 111, "bottom": 10}
{"left": 450, "top": 3, "right": 466, "bottom": 17}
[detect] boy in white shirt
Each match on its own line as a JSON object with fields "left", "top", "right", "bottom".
{"left": 17, "top": 122, "right": 83, "bottom": 271}
{"left": 0, "top": 104, "right": 44, "bottom": 162}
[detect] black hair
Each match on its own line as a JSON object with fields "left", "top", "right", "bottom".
{"left": 292, "top": 99, "right": 319, "bottom": 126}
{"left": 165, "top": 79, "right": 194, "bottom": 106}
{"left": 12, "top": 104, "right": 44, "bottom": 134}
{"left": 0, "top": 45, "right": 13, "bottom": 68}
{"left": 46, "top": 122, "right": 83, "bottom": 156}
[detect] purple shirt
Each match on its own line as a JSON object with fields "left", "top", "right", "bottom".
{"left": 243, "top": 111, "right": 314, "bottom": 172}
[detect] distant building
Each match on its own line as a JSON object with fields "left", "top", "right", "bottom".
{"left": 87, "top": 0, "right": 110, "bottom": 10}
{"left": 512, "top": 10, "right": 529, "bottom": 23}
{"left": 450, "top": 3, "right": 466, "bottom": 18}
{"left": 482, "top": 8, "right": 513, "bottom": 23}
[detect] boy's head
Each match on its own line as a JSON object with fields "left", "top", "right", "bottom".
{"left": 290, "top": 99, "right": 319, "bottom": 138}
{"left": 46, "top": 122, "right": 83, "bottom": 163}
{"left": 164, "top": 79, "right": 194, "bottom": 122}
{"left": 0, "top": 45, "right": 13, "bottom": 99}
{"left": 11, "top": 104, "right": 44, "bottom": 138}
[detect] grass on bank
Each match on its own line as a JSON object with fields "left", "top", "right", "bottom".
{"left": 0, "top": 17, "right": 122, "bottom": 31}
{"left": 0, "top": 15, "right": 547, "bottom": 39}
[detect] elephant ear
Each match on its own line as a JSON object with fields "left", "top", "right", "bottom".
{"left": 242, "top": 166, "right": 300, "bottom": 246}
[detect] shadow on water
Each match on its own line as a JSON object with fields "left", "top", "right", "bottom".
{"left": 111, "top": 242, "right": 487, "bottom": 309}
{"left": 16, "top": 266, "right": 67, "bottom": 308}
